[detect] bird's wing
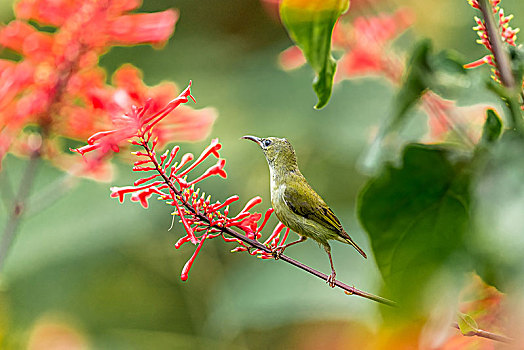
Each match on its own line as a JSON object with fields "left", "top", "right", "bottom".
{"left": 283, "top": 183, "right": 344, "bottom": 233}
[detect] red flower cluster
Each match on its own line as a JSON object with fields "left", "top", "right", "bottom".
{"left": 0, "top": 0, "right": 215, "bottom": 180}
{"left": 467, "top": 0, "right": 500, "bottom": 13}
{"left": 74, "top": 86, "right": 291, "bottom": 280}
{"left": 231, "top": 221, "right": 291, "bottom": 259}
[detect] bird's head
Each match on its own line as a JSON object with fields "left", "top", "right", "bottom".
{"left": 242, "top": 135, "right": 298, "bottom": 170}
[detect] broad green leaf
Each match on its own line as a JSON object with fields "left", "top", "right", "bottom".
{"left": 479, "top": 109, "right": 502, "bottom": 146}
{"left": 457, "top": 312, "right": 479, "bottom": 336}
{"left": 358, "top": 144, "right": 470, "bottom": 314}
{"left": 360, "top": 40, "right": 432, "bottom": 172}
{"left": 472, "top": 131, "right": 524, "bottom": 289}
{"left": 429, "top": 50, "right": 468, "bottom": 99}
{"left": 279, "top": 0, "right": 349, "bottom": 109}
{"left": 391, "top": 40, "right": 466, "bottom": 128}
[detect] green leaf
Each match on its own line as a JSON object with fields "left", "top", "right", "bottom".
{"left": 358, "top": 144, "right": 470, "bottom": 315}
{"left": 472, "top": 131, "right": 524, "bottom": 289}
{"left": 479, "top": 109, "right": 502, "bottom": 146}
{"left": 386, "top": 40, "right": 468, "bottom": 131}
{"left": 279, "top": 0, "right": 349, "bottom": 109}
{"left": 429, "top": 50, "right": 468, "bottom": 99}
{"left": 390, "top": 39, "right": 433, "bottom": 129}
{"left": 485, "top": 80, "right": 524, "bottom": 132}
{"left": 457, "top": 312, "right": 479, "bottom": 336}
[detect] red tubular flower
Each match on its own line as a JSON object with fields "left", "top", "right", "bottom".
{"left": 84, "top": 92, "right": 293, "bottom": 281}
{"left": 463, "top": 55, "right": 494, "bottom": 69}
{"left": 108, "top": 10, "right": 179, "bottom": 45}
{"left": 0, "top": 21, "right": 53, "bottom": 61}
{"left": 180, "top": 233, "right": 208, "bottom": 281}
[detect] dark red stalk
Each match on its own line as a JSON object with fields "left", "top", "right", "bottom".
{"left": 476, "top": 0, "right": 515, "bottom": 89}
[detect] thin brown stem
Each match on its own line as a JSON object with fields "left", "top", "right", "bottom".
{"left": 452, "top": 322, "right": 513, "bottom": 344}
{"left": 142, "top": 139, "right": 395, "bottom": 307}
{"left": 0, "top": 148, "right": 42, "bottom": 270}
{"left": 0, "top": 168, "right": 15, "bottom": 211}
{"left": 0, "top": 40, "right": 86, "bottom": 271}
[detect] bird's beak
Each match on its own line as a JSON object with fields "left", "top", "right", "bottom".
{"left": 241, "top": 135, "right": 262, "bottom": 146}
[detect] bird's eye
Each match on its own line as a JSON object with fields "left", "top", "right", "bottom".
{"left": 263, "top": 139, "right": 272, "bottom": 147}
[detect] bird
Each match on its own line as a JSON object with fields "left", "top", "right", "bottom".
{"left": 242, "top": 135, "right": 367, "bottom": 287}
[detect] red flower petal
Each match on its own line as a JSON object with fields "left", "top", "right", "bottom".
{"left": 108, "top": 9, "right": 179, "bottom": 45}
{"left": 0, "top": 21, "right": 53, "bottom": 61}
{"left": 154, "top": 106, "right": 218, "bottom": 146}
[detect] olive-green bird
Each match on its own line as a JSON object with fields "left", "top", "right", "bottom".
{"left": 242, "top": 136, "right": 367, "bottom": 287}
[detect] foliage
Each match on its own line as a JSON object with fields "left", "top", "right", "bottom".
{"left": 279, "top": 0, "right": 349, "bottom": 109}
{"left": 355, "top": 0, "right": 523, "bottom": 344}
{"left": 1, "top": 0, "right": 524, "bottom": 348}
{"left": 358, "top": 143, "right": 471, "bottom": 315}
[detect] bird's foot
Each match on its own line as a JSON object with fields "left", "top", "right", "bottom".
{"left": 326, "top": 272, "right": 336, "bottom": 288}
{"left": 271, "top": 246, "right": 285, "bottom": 260}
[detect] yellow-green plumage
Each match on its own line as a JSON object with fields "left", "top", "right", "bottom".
{"left": 242, "top": 135, "right": 366, "bottom": 287}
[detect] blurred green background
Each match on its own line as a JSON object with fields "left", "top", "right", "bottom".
{"left": 1, "top": 0, "right": 523, "bottom": 348}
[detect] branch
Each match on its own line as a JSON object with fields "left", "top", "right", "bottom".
{"left": 477, "top": 0, "right": 524, "bottom": 133}
{"left": 0, "top": 43, "right": 85, "bottom": 271}
{"left": 0, "top": 167, "right": 15, "bottom": 211}
{"left": 144, "top": 141, "right": 396, "bottom": 307}
{"left": 0, "top": 147, "right": 42, "bottom": 270}
{"left": 452, "top": 322, "right": 513, "bottom": 344}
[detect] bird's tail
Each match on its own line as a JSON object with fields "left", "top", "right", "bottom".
{"left": 344, "top": 236, "right": 367, "bottom": 259}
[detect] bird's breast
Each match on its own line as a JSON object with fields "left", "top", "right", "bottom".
{"left": 270, "top": 181, "right": 290, "bottom": 220}
{"left": 270, "top": 182, "right": 307, "bottom": 235}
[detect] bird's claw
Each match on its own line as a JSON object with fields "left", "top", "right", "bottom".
{"left": 326, "top": 272, "right": 336, "bottom": 288}
{"left": 271, "top": 246, "right": 285, "bottom": 260}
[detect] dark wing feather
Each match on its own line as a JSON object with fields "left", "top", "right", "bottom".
{"left": 283, "top": 183, "right": 343, "bottom": 233}
{"left": 283, "top": 181, "right": 367, "bottom": 258}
